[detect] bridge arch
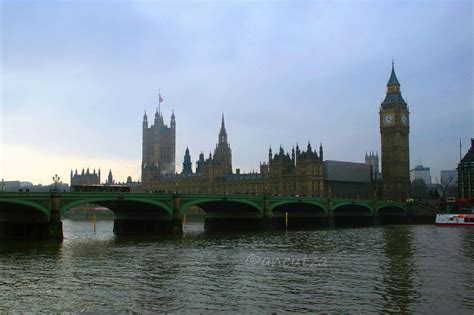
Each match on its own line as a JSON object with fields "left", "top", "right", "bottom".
{"left": 332, "top": 202, "right": 374, "bottom": 216}
{"left": 270, "top": 201, "right": 328, "bottom": 215}
{"left": 179, "top": 198, "right": 263, "bottom": 216}
{"left": 271, "top": 201, "right": 328, "bottom": 228}
{"left": 60, "top": 197, "right": 173, "bottom": 218}
{"left": 0, "top": 199, "right": 50, "bottom": 221}
{"left": 376, "top": 204, "right": 407, "bottom": 216}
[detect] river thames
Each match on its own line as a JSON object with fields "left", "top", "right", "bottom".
{"left": 0, "top": 220, "right": 473, "bottom": 313}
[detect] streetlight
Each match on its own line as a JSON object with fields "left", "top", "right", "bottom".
{"left": 52, "top": 174, "right": 60, "bottom": 191}
{"left": 0, "top": 179, "right": 5, "bottom": 192}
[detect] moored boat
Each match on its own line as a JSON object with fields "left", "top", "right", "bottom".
{"left": 435, "top": 214, "right": 474, "bottom": 227}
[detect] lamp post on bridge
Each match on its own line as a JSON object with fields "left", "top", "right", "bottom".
{"left": 0, "top": 179, "right": 5, "bottom": 192}
{"left": 52, "top": 174, "right": 60, "bottom": 192}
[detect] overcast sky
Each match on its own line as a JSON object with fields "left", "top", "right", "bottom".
{"left": 1, "top": 0, "right": 473, "bottom": 185}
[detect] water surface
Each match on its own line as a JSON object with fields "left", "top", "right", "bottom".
{"left": 1, "top": 220, "right": 473, "bottom": 313}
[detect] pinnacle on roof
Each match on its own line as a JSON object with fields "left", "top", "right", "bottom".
{"left": 387, "top": 61, "right": 400, "bottom": 86}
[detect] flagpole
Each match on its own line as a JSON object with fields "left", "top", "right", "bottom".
{"left": 159, "top": 89, "right": 161, "bottom": 114}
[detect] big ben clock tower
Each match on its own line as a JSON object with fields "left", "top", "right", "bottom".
{"left": 380, "top": 62, "right": 410, "bottom": 201}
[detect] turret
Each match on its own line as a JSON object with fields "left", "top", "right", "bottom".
{"left": 182, "top": 147, "right": 192, "bottom": 175}
{"left": 171, "top": 110, "right": 176, "bottom": 129}
{"left": 196, "top": 153, "right": 205, "bottom": 174}
{"left": 218, "top": 113, "right": 228, "bottom": 145}
{"left": 319, "top": 143, "right": 323, "bottom": 161}
{"left": 143, "top": 110, "right": 148, "bottom": 129}
{"left": 107, "top": 169, "right": 113, "bottom": 185}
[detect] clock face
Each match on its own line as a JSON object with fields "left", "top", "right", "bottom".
{"left": 384, "top": 113, "right": 393, "bottom": 125}
{"left": 401, "top": 114, "right": 407, "bottom": 126}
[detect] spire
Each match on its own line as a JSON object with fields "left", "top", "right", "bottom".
{"left": 218, "top": 113, "right": 228, "bottom": 145}
{"left": 143, "top": 110, "right": 148, "bottom": 120}
{"left": 382, "top": 60, "right": 405, "bottom": 105}
{"left": 182, "top": 146, "right": 192, "bottom": 175}
{"left": 170, "top": 109, "right": 176, "bottom": 129}
{"left": 387, "top": 60, "right": 400, "bottom": 87}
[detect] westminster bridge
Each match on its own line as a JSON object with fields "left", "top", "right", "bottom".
{"left": 0, "top": 191, "right": 410, "bottom": 239}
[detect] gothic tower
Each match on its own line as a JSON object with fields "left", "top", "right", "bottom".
{"left": 141, "top": 95, "right": 176, "bottom": 183}
{"left": 213, "top": 114, "right": 232, "bottom": 174}
{"left": 380, "top": 62, "right": 410, "bottom": 201}
{"left": 182, "top": 147, "right": 192, "bottom": 175}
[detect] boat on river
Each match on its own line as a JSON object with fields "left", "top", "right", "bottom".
{"left": 435, "top": 214, "right": 474, "bottom": 227}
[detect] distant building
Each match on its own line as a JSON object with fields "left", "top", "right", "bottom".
{"left": 440, "top": 170, "right": 458, "bottom": 186}
{"left": 410, "top": 164, "right": 431, "bottom": 185}
{"left": 365, "top": 151, "right": 380, "bottom": 179}
{"left": 3, "top": 181, "right": 21, "bottom": 192}
{"left": 70, "top": 168, "right": 101, "bottom": 186}
{"left": 458, "top": 139, "right": 474, "bottom": 199}
{"left": 105, "top": 169, "right": 114, "bottom": 185}
{"left": 3, "top": 180, "right": 69, "bottom": 192}
{"left": 324, "top": 160, "right": 372, "bottom": 198}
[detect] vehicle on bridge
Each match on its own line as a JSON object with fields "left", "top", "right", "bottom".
{"left": 70, "top": 185, "right": 130, "bottom": 193}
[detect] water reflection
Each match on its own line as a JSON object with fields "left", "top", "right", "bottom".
{"left": 380, "top": 226, "right": 417, "bottom": 313}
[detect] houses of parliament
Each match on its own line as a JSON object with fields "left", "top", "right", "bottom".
{"left": 141, "top": 64, "right": 410, "bottom": 201}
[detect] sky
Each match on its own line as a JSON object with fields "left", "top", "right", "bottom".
{"left": 1, "top": 0, "right": 473, "bottom": 185}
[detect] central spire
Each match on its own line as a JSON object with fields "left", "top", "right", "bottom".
{"left": 218, "top": 113, "right": 228, "bottom": 145}
{"left": 387, "top": 61, "right": 400, "bottom": 89}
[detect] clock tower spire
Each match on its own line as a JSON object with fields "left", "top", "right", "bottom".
{"left": 379, "top": 61, "right": 410, "bottom": 201}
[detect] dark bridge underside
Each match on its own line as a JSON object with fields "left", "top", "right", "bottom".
{"left": 0, "top": 202, "right": 50, "bottom": 239}
{"left": 66, "top": 200, "right": 171, "bottom": 220}
{"left": 333, "top": 205, "right": 374, "bottom": 227}
{"left": 64, "top": 200, "right": 173, "bottom": 236}
{"left": 272, "top": 203, "right": 327, "bottom": 228}
{"left": 192, "top": 201, "right": 264, "bottom": 231}
{"left": 378, "top": 206, "right": 408, "bottom": 224}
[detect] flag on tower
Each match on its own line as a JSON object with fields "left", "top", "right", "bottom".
{"left": 159, "top": 92, "right": 163, "bottom": 103}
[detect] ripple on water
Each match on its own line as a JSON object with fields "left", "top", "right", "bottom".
{"left": 0, "top": 223, "right": 473, "bottom": 313}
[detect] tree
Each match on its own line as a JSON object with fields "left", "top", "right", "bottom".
{"left": 411, "top": 179, "right": 429, "bottom": 200}
{"left": 435, "top": 175, "right": 457, "bottom": 202}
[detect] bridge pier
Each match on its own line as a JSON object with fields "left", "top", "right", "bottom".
{"left": 112, "top": 193, "right": 183, "bottom": 236}
{"left": 48, "top": 192, "right": 63, "bottom": 240}
{"left": 263, "top": 194, "right": 273, "bottom": 230}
